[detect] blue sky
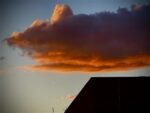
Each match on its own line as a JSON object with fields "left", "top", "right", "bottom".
{"left": 1, "top": 0, "right": 150, "bottom": 113}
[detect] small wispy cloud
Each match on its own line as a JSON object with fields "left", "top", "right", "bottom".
{"left": 0, "top": 56, "right": 5, "bottom": 61}
{"left": 66, "top": 95, "right": 76, "bottom": 101}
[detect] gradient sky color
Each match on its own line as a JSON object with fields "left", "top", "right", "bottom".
{"left": 1, "top": 0, "right": 150, "bottom": 113}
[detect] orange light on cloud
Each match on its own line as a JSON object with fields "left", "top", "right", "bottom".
{"left": 6, "top": 4, "right": 150, "bottom": 72}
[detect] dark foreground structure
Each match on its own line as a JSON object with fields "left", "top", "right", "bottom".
{"left": 65, "top": 77, "right": 150, "bottom": 113}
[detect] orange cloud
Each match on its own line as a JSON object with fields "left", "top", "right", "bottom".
{"left": 6, "top": 4, "right": 150, "bottom": 72}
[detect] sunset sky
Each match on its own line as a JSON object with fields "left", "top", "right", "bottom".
{"left": 1, "top": 0, "right": 150, "bottom": 113}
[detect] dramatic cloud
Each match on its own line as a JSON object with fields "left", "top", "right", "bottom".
{"left": 6, "top": 4, "right": 150, "bottom": 72}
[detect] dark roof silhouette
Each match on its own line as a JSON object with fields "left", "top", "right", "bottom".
{"left": 65, "top": 77, "right": 150, "bottom": 113}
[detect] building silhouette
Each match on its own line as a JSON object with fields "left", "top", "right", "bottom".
{"left": 65, "top": 77, "right": 150, "bottom": 113}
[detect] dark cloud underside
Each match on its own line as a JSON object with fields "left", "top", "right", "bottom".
{"left": 7, "top": 4, "right": 150, "bottom": 72}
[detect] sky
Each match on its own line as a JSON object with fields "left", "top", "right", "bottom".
{"left": 0, "top": 0, "right": 150, "bottom": 113}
